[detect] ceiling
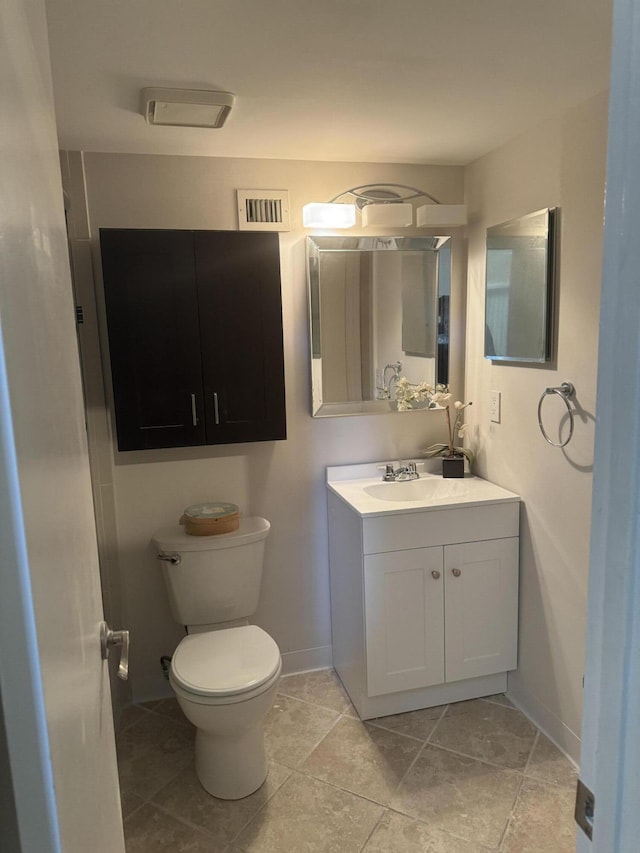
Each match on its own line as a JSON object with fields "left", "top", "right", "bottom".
{"left": 44, "top": 0, "right": 612, "bottom": 166}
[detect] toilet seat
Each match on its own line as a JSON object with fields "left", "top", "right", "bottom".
{"left": 170, "top": 625, "right": 281, "bottom": 705}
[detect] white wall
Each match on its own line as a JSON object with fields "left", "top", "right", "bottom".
{"left": 77, "top": 153, "right": 465, "bottom": 700}
{"left": 464, "top": 91, "right": 608, "bottom": 761}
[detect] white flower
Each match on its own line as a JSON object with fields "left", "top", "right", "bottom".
{"left": 454, "top": 400, "right": 463, "bottom": 409}
{"left": 431, "top": 391, "right": 451, "bottom": 405}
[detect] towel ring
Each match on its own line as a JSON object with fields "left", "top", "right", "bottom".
{"left": 537, "top": 382, "right": 576, "bottom": 448}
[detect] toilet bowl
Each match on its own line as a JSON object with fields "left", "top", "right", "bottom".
{"left": 152, "top": 518, "right": 281, "bottom": 800}
{"left": 169, "top": 625, "right": 281, "bottom": 799}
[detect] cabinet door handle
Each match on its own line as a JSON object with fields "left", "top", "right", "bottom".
{"left": 191, "top": 393, "right": 198, "bottom": 426}
{"left": 452, "top": 568, "right": 462, "bottom": 577}
{"left": 213, "top": 392, "right": 220, "bottom": 425}
{"left": 431, "top": 570, "right": 441, "bottom": 580}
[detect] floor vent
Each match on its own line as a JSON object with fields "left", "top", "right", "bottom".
{"left": 237, "top": 189, "right": 290, "bottom": 231}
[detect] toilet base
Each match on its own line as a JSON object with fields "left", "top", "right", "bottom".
{"left": 171, "top": 659, "right": 281, "bottom": 801}
{"left": 195, "top": 724, "right": 267, "bottom": 799}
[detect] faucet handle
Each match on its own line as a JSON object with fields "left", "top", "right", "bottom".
{"left": 377, "top": 462, "right": 396, "bottom": 481}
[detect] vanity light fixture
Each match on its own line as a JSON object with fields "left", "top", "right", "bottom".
{"left": 362, "top": 203, "right": 412, "bottom": 228}
{"left": 141, "top": 88, "right": 236, "bottom": 128}
{"left": 416, "top": 203, "right": 467, "bottom": 227}
{"left": 302, "top": 183, "right": 466, "bottom": 229}
{"left": 302, "top": 202, "right": 356, "bottom": 228}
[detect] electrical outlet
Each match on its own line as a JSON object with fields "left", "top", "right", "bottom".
{"left": 489, "top": 390, "right": 501, "bottom": 423}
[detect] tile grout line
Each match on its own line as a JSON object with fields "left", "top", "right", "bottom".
{"left": 272, "top": 702, "right": 345, "bottom": 775}
{"left": 135, "top": 798, "right": 220, "bottom": 842}
{"left": 363, "top": 718, "right": 434, "bottom": 744}
{"left": 293, "top": 765, "right": 394, "bottom": 811}
{"left": 420, "top": 740, "right": 532, "bottom": 775}
{"left": 497, "top": 771, "right": 526, "bottom": 851}
{"left": 481, "top": 696, "right": 518, "bottom": 710}
{"left": 223, "top": 765, "right": 295, "bottom": 848}
{"left": 383, "top": 703, "right": 451, "bottom": 804}
{"left": 275, "top": 688, "right": 352, "bottom": 717}
{"left": 358, "top": 808, "right": 388, "bottom": 852}
{"left": 120, "top": 798, "right": 147, "bottom": 825}
{"left": 522, "top": 729, "right": 540, "bottom": 776}
{"left": 496, "top": 730, "right": 539, "bottom": 850}
{"left": 381, "top": 806, "right": 502, "bottom": 853}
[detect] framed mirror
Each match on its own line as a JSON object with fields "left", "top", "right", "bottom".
{"left": 308, "top": 235, "right": 451, "bottom": 417}
{"left": 484, "top": 207, "right": 557, "bottom": 363}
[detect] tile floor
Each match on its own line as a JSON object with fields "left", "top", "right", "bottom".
{"left": 118, "top": 670, "right": 578, "bottom": 852}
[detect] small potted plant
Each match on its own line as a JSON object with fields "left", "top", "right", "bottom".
{"left": 423, "top": 393, "right": 474, "bottom": 478}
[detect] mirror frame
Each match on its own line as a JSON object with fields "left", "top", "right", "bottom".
{"left": 484, "top": 207, "right": 558, "bottom": 364}
{"left": 307, "top": 235, "right": 452, "bottom": 417}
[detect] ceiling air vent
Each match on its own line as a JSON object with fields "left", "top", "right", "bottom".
{"left": 237, "top": 189, "right": 290, "bottom": 232}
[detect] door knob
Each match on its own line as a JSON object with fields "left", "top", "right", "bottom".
{"left": 100, "top": 622, "right": 130, "bottom": 681}
{"left": 431, "top": 570, "right": 441, "bottom": 579}
{"left": 452, "top": 568, "right": 462, "bottom": 577}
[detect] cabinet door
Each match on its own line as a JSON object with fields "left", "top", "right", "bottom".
{"left": 100, "top": 229, "right": 206, "bottom": 451}
{"left": 444, "top": 538, "right": 519, "bottom": 683}
{"left": 364, "top": 547, "right": 444, "bottom": 696}
{"left": 194, "top": 231, "right": 286, "bottom": 444}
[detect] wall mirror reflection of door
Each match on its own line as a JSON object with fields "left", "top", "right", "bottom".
{"left": 308, "top": 236, "right": 451, "bottom": 418}
{"left": 484, "top": 207, "right": 557, "bottom": 364}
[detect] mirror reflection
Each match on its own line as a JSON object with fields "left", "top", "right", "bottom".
{"left": 308, "top": 236, "right": 451, "bottom": 417}
{"left": 485, "top": 208, "right": 557, "bottom": 363}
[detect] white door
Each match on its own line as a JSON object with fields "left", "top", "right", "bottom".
{"left": 577, "top": 1, "right": 640, "bottom": 850}
{"left": 364, "top": 547, "right": 445, "bottom": 696}
{"left": 0, "top": 0, "right": 125, "bottom": 851}
{"left": 444, "top": 539, "right": 519, "bottom": 683}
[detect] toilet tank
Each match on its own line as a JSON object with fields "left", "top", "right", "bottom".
{"left": 152, "top": 517, "right": 270, "bottom": 627}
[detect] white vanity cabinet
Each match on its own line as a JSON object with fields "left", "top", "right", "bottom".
{"left": 327, "top": 463, "right": 520, "bottom": 720}
{"left": 365, "top": 538, "right": 519, "bottom": 697}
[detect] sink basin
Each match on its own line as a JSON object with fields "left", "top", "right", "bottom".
{"left": 326, "top": 462, "right": 520, "bottom": 517}
{"left": 364, "top": 478, "right": 470, "bottom": 502}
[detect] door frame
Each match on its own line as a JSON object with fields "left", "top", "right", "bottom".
{"left": 578, "top": 0, "right": 640, "bottom": 849}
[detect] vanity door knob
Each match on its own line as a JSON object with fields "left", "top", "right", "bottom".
{"left": 431, "top": 570, "right": 441, "bottom": 580}
{"left": 452, "top": 568, "right": 462, "bottom": 577}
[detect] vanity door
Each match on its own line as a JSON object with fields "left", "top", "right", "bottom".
{"left": 364, "top": 546, "right": 444, "bottom": 696}
{"left": 444, "top": 538, "right": 519, "bottom": 683}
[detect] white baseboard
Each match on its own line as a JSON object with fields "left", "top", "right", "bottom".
{"left": 507, "top": 678, "right": 582, "bottom": 766}
{"left": 280, "top": 645, "right": 333, "bottom": 676}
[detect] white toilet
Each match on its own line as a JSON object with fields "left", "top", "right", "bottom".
{"left": 152, "top": 517, "right": 282, "bottom": 800}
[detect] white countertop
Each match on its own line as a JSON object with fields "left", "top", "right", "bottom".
{"left": 327, "top": 461, "right": 520, "bottom": 518}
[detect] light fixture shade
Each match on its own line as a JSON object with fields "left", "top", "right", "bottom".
{"left": 362, "top": 203, "right": 412, "bottom": 228}
{"left": 302, "top": 203, "right": 356, "bottom": 229}
{"left": 416, "top": 204, "right": 467, "bottom": 227}
{"left": 141, "top": 88, "right": 235, "bottom": 128}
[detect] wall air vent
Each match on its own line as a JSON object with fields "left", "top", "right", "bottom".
{"left": 237, "top": 190, "right": 290, "bottom": 232}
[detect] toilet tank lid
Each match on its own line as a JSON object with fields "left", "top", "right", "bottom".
{"left": 170, "top": 625, "right": 281, "bottom": 697}
{"left": 152, "top": 517, "right": 270, "bottom": 552}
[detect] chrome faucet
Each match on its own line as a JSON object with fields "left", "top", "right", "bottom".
{"left": 382, "top": 461, "right": 419, "bottom": 481}
{"left": 376, "top": 361, "right": 403, "bottom": 400}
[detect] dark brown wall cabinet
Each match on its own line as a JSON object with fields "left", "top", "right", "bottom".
{"left": 99, "top": 229, "right": 286, "bottom": 451}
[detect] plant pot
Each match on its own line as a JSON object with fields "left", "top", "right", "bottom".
{"left": 442, "top": 454, "right": 465, "bottom": 478}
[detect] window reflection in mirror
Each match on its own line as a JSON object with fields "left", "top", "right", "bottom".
{"left": 308, "top": 236, "right": 451, "bottom": 417}
{"left": 485, "top": 208, "right": 557, "bottom": 363}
